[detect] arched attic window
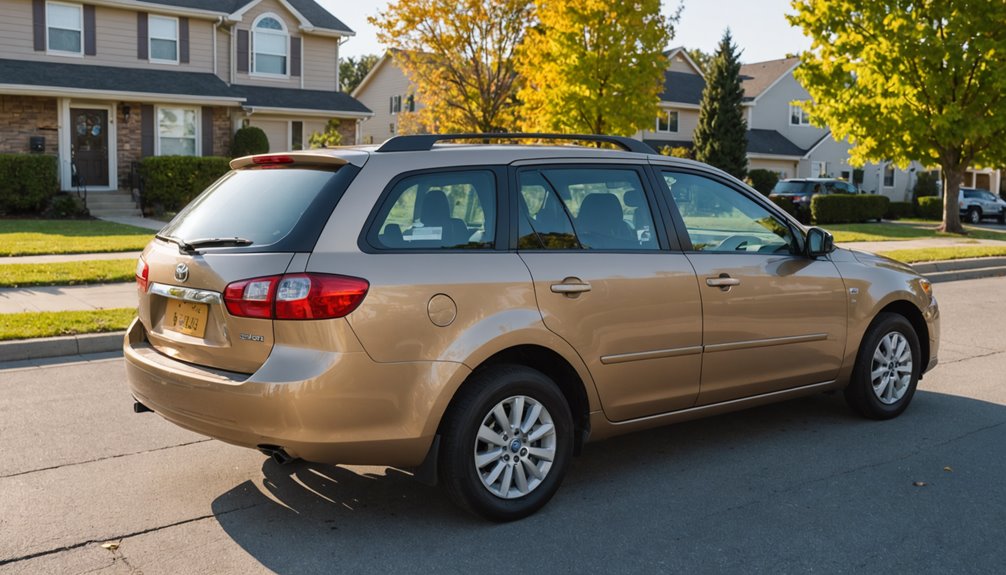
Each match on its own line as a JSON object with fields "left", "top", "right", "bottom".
{"left": 252, "top": 13, "right": 288, "bottom": 76}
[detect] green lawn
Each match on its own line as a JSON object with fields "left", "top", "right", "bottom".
{"left": 0, "top": 220, "right": 153, "bottom": 256}
{"left": 878, "top": 245, "right": 1006, "bottom": 264}
{"left": 0, "top": 308, "right": 136, "bottom": 341}
{"left": 0, "top": 259, "right": 136, "bottom": 288}
{"left": 825, "top": 221, "right": 1006, "bottom": 243}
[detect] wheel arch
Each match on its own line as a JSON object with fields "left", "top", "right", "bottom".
{"left": 873, "top": 300, "right": 930, "bottom": 373}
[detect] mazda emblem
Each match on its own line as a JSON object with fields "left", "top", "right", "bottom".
{"left": 174, "top": 263, "right": 189, "bottom": 283}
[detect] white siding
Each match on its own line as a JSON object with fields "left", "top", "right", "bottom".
{"left": 749, "top": 158, "right": 798, "bottom": 179}
{"left": 638, "top": 108, "right": 700, "bottom": 145}
{"left": 354, "top": 57, "right": 416, "bottom": 145}
{"left": 302, "top": 34, "right": 338, "bottom": 91}
{"left": 748, "top": 72, "right": 828, "bottom": 150}
{"left": 233, "top": 0, "right": 302, "bottom": 89}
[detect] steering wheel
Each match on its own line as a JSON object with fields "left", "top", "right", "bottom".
{"left": 715, "top": 235, "right": 763, "bottom": 252}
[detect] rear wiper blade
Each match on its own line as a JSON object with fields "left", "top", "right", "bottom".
{"left": 155, "top": 233, "right": 195, "bottom": 253}
{"left": 184, "top": 237, "right": 254, "bottom": 249}
{"left": 155, "top": 234, "right": 252, "bottom": 253}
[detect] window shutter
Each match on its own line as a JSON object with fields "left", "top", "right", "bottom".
{"left": 141, "top": 104, "right": 155, "bottom": 157}
{"left": 179, "top": 17, "right": 189, "bottom": 63}
{"left": 32, "top": 0, "right": 45, "bottom": 52}
{"left": 290, "top": 37, "right": 301, "bottom": 77}
{"left": 83, "top": 5, "right": 96, "bottom": 55}
{"left": 201, "top": 107, "right": 214, "bottom": 156}
{"left": 237, "top": 29, "right": 249, "bottom": 73}
{"left": 137, "top": 13, "right": 148, "bottom": 60}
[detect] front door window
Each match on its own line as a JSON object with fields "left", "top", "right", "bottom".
{"left": 70, "top": 108, "right": 109, "bottom": 187}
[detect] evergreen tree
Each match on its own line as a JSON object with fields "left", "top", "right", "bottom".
{"left": 693, "top": 30, "right": 748, "bottom": 179}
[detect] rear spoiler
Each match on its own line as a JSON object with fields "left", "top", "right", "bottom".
{"left": 230, "top": 151, "right": 350, "bottom": 170}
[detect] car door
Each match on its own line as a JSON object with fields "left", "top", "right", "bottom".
{"left": 514, "top": 164, "right": 703, "bottom": 422}
{"left": 657, "top": 168, "right": 848, "bottom": 405}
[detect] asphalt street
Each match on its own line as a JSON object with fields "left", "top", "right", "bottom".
{"left": 1, "top": 277, "right": 1004, "bottom": 574}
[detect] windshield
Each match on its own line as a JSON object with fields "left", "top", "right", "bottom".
{"left": 772, "top": 182, "right": 812, "bottom": 195}
{"left": 159, "top": 167, "right": 353, "bottom": 250}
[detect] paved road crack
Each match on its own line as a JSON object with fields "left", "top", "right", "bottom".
{"left": 0, "top": 503, "right": 260, "bottom": 567}
{"left": 940, "top": 349, "right": 1006, "bottom": 365}
{"left": 0, "top": 439, "right": 213, "bottom": 480}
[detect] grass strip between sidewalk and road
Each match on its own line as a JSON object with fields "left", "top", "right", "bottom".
{"left": 0, "top": 220, "right": 153, "bottom": 256}
{"left": 877, "top": 245, "right": 1006, "bottom": 264}
{"left": 0, "top": 308, "right": 136, "bottom": 341}
{"left": 825, "top": 221, "right": 1006, "bottom": 243}
{"left": 0, "top": 259, "right": 137, "bottom": 288}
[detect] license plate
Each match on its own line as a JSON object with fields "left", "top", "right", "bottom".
{"left": 164, "top": 299, "right": 209, "bottom": 338}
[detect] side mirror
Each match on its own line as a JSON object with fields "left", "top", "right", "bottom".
{"left": 806, "top": 227, "right": 834, "bottom": 257}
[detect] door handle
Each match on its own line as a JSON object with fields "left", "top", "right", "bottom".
{"left": 706, "top": 275, "right": 741, "bottom": 291}
{"left": 550, "top": 281, "right": 592, "bottom": 295}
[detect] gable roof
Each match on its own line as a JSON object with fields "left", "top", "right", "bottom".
{"left": 663, "top": 47, "right": 705, "bottom": 77}
{"left": 746, "top": 129, "right": 807, "bottom": 157}
{"left": 135, "top": 0, "right": 353, "bottom": 34}
{"left": 739, "top": 57, "right": 800, "bottom": 102}
{"left": 660, "top": 71, "right": 705, "bottom": 105}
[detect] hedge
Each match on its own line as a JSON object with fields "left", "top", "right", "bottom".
{"left": 915, "top": 196, "right": 943, "bottom": 220}
{"left": 0, "top": 154, "right": 59, "bottom": 214}
{"left": 811, "top": 194, "right": 890, "bottom": 224}
{"left": 232, "top": 126, "right": 269, "bottom": 157}
{"left": 139, "top": 156, "right": 231, "bottom": 212}
{"left": 884, "top": 201, "right": 915, "bottom": 220}
{"left": 747, "top": 169, "right": 779, "bottom": 196}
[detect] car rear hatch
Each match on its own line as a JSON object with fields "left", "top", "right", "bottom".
{"left": 135, "top": 151, "right": 364, "bottom": 374}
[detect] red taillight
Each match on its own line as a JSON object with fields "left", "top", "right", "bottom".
{"left": 223, "top": 273, "right": 369, "bottom": 320}
{"left": 251, "top": 155, "right": 295, "bottom": 165}
{"left": 135, "top": 257, "right": 149, "bottom": 293}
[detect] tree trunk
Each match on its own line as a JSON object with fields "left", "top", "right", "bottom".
{"left": 939, "top": 166, "right": 965, "bottom": 234}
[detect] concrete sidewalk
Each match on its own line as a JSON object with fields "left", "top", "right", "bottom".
{"left": 0, "top": 283, "right": 137, "bottom": 314}
{"left": 838, "top": 237, "right": 1006, "bottom": 253}
{"left": 96, "top": 215, "right": 165, "bottom": 231}
{"left": 3, "top": 251, "right": 142, "bottom": 265}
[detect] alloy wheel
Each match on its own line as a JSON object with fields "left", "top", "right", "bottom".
{"left": 473, "top": 395, "right": 556, "bottom": 499}
{"left": 870, "top": 331, "right": 913, "bottom": 405}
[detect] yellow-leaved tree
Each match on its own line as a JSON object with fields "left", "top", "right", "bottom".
{"left": 517, "top": 0, "right": 676, "bottom": 136}
{"left": 369, "top": 0, "right": 534, "bottom": 134}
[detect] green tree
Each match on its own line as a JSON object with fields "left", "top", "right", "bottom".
{"left": 516, "top": 0, "right": 676, "bottom": 136}
{"left": 370, "top": 0, "right": 534, "bottom": 133}
{"left": 789, "top": 0, "right": 1006, "bottom": 233}
{"left": 340, "top": 54, "right": 380, "bottom": 93}
{"left": 686, "top": 48, "right": 713, "bottom": 74}
{"left": 308, "top": 119, "right": 343, "bottom": 148}
{"left": 693, "top": 30, "right": 748, "bottom": 179}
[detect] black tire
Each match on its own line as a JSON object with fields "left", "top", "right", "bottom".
{"left": 967, "top": 207, "right": 981, "bottom": 224}
{"left": 997, "top": 210, "right": 1005, "bottom": 225}
{"left": 439, "top": 364, "right": 573, "bottom": 521}
{"left": 844, "top": 312, "right": 921, "bottom": 420}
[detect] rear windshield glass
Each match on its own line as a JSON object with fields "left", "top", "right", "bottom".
{"left": 159, "top": 166, "right": 355, "bottom": 250}
{"left": 772, "top": 182, "right": 811, "bottom": 195}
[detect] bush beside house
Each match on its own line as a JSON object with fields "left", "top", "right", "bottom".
{"left": 0, "top": 154, "right": 59, "bottom": 214}
{"left": 915, "top": 196, "right": 943, "bottom": 220}
{"left": 139, "top": 156, "right": 231, "bottom": 213}
{"left": 232, "top": 127, "right": 270, "bottom": 158}
{"left": 884, "top": 201, "right": 915, "bottom": 220}
{"left": 811, "top": 194, "right": 890, "bottom": 224}
{"left": 747, "top": 169, "right": 779, "bottom": 196}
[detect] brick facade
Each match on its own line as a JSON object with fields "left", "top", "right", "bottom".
{"left": 210, "top": 107, "right": 232, "bottom": 158}
{"left": 116, "top": 101, "right": 143, "bottom": 189}
{"left": 0, "top": 95, "right": 59, "bottom": 155}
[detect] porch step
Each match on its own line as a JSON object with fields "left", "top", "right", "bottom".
{"left": 86, "top": 191, "right": 142, "bottom": 217}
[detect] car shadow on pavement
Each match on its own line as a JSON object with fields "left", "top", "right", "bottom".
{"left": 211, "top": 389, "right": 1006, "bottom": 573}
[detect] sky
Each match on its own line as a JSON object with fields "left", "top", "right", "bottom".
{"left": 318, "top": 0, "right": 812, "bottom": 64}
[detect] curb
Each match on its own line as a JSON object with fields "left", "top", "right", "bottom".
{"left": 912, "top": 257, "right": 1006, "bottom": 283}
{"left": 0, "top": 331, "right": 125, "bottom": 364}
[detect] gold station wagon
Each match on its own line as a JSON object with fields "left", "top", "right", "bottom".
{"left": 125, "top": 134, "right": 939, "bottom": 521}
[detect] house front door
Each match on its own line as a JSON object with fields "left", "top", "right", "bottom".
{"left": 70, "top": 108, "right": 109, "bottom": 188}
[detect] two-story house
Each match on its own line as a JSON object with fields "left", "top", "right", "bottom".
{"left": 641, "top": 53, "right": 1000, "bottom": 199}
{"left": 351, "top": 50, "right": 422, "bottom": 145}
{"left": 0, "top": 0, "right": 372, "bottom": 194}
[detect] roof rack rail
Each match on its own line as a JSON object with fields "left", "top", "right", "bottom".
{"left": 375, "top": 133, "right": 657, "bottom": 154}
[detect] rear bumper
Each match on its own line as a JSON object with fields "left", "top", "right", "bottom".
{"left": 123, "top": 318, "right": 469, "bottom": 467}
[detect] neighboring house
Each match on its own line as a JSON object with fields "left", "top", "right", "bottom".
{"left": 640, "top": 52, "right": 1000, "bottom": 200}
{"left": 0, "top": 0, "right": 372, "bottom": 192}
{"left": 351, "top": 50, "right": 421, "bottom": 145}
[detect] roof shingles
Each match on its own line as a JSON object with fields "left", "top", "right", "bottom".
{"left": 135, "top": 0, "right": 353, "bottom": 34}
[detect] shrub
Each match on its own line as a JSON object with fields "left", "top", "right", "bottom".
{"left": 308, "top": 119, "right": 344, "bottom": 148}
{"left": 811, "top": 194, "right": 890, "bottom": 224}
{"left": 747, "top": 169, "right": 779, "bottom": 196}
{"left": 659, "top": 145, "right": 693, "bottom": 159}
{"left": 913, "top": 171, "right": 939, "bottom": 198}
{"left": 44, "top": 193, "right": 89, "bottom": 218}
{"left": 915, "top": 196, "right": 943, "bottom": 220}
{"left": 0, "top": 154, "right": 59, "bottom": 214}
{"left": 884, "top": 201, "right": 915, "bottom": 220}
{"left": 232, "top": 126, "right": 269, "bottom": 157}
{"left": 139, "top": 156, "right": 231, "bottom": 212}
{"left": 769, "top": 195, "right": 799, "bottom": 218}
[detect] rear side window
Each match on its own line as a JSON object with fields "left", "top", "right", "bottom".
{"left": 517, "top": 168, "right": 658, "bottom": 251}
{"left": 772, "top": 181, "right": 811, "bottom": 195}
{"left": 369, "top": 170, "right": 496, "bottom": 250}
{"left": 159, "top": 166, "right": 357, "bottom": 251}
